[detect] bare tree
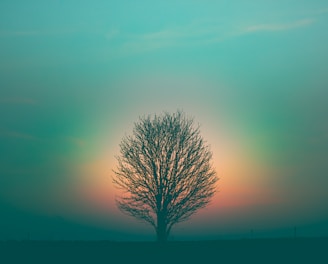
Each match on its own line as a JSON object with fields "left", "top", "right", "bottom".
{"left": 113, "top": 111, "right": 218, "bottom": 242}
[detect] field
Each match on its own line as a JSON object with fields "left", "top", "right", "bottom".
{"left": 1, "top": 238, "right": 327, "bottom": 264}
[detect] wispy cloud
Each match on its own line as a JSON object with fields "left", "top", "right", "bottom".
{"left": 242, "top": 19, "right": 314, "bottom": 33}
{"left": 0, "top": 28, "right": 89, "bottom": 38}
{"left": 110, "top": 25, "right": 228, "bottom": 55}
{"left": 0, "top": 97, "right": 37, "bottom": 105}
{"left": 66, "top": 137, "right": 86, "bottom": 148}
{"left": 105, "top": 28, "right": 120, "bottom": 40}
{"left": 0, "top": 128, "right": 87, "bottom": 149}
{"left": 320, "top": 7, "right": 328, "bottom": 14}
{"left": 0, "top": 30, "right": 40, "bottom": 37}
{"left": 310, "top": 7, "right": 328, "bottom": 15}
{"left": 0, "top": 130, "right": 40, "bottom": 141}
{"left": 107, "top": 18, "right": 315, "bottom": 56}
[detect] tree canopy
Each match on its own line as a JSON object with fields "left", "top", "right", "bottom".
{"left": 113, "top": 111, "right": 218, "bottom": 241}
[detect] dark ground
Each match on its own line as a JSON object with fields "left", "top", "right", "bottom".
{"left": 0, "top": 237, "right": 327, "bottom": 264}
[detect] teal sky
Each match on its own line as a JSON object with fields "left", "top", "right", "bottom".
{"left": 1, "top": 1, "right": 328, "bottom": 240}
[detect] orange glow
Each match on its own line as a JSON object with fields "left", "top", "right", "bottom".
{"left": 71, "top": 128, "right": 280, "bottom": 225}
{"left": 75, "top": 155, "right": 117, "bottom": 210}
{"left": 205, "top": 127, "right": 280, "bottom": 214}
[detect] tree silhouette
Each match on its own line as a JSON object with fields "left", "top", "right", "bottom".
{"left": 113, "top": 111, "right": 218, "bottom": 242}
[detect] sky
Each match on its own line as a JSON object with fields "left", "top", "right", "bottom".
{"left": 0, "top": 0, "right": 328, "bottom": 241}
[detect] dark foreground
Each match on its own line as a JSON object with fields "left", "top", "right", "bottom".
{"left": 1, "top": 238, "right": 327, "bottom": 264}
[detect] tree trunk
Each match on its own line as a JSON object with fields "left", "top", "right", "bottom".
{"left": 156, "top": 212, "right": 168, "bottom": 242}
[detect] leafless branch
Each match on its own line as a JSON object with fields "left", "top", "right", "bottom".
{"left": 113, "top": 111, "right": 218, "bottom": 241}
